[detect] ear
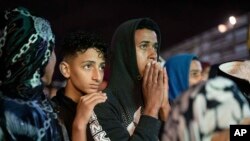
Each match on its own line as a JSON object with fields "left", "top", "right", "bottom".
{"left": 59, "top": 61, "right": 70, "bottom": 78}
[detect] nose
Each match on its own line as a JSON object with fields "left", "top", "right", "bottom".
{"left": 92, "top": 68, "right": 102, "bottom": 83}
{"left": 148, "top": 46, "right": 157, "bottom": 61}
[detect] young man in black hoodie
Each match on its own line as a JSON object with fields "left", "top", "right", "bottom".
{"left": 90, "top": 18, "right": 170, "bottom": 141}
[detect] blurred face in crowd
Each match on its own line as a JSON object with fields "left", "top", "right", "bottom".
{"left": 135, "top": 28, "right": 158, "bottom": 76}
{"left": 189, "top": 60, "right": 203, "bottom": 87}
{"left": 202, "top": 66, "right": 211, "bottom": 81}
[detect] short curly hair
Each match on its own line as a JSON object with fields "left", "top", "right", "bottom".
{"left": 60, "top": 31, "right": 108, "bottom": 60}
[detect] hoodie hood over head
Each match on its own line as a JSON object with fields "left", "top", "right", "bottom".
{"left": 106, "top": 18, "right": 161, "bottom": 125}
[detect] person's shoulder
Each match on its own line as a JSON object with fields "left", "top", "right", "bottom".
{"left": 51, "top": 88, "right": 66, "bottom": 104}
{"left": 94, "top": 91, "right": 123, "bottom": 121}
{"left": 103, "top": 88, "right": 120, "bottom": 105}
{"left": 95, "top": 89, "right": 121, "bottom": 111}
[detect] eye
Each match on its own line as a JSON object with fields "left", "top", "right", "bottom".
{"left": 83, "top": 64, "right": 92, "bottom": 70}
{"left": 191, "top": 72, "right": 196, "bottom": 76}
{"left": 153, "top": 44, "right": 159, "bottom": 50}
{"left": 99, "top": 64, "right": 106, "bottom": 71}
{"left": 190, "top": 72, "right": 201, "bottom": 78}
{"left": 139, "top": 43, "right": 148, "bottom": 49}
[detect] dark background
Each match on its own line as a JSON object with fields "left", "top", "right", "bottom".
{"left": 1, "top": 0, "right": 250, "bottom": 81}
{"left": 1, "top": 0, "right": 250, "bottom": 52}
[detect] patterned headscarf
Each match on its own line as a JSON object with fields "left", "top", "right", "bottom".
{"left": 0, "top": 7, "right": 69, "bottom": 141}
{"left": 0, "top": 7, "right": 55, "bottom": 99}
{"left": 162, "top": 77, "right": 250, "bottom": 141}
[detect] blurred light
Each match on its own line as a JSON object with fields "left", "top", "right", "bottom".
{"left": 218, "top": 24, "right": 227, "bottom": 33}
{"left": 229, "top": 16, "right": 237, "bottom": 25}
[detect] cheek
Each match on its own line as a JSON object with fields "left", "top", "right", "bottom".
{"left": 71, "top": 69, "right": 87, "bottom": 81}
{"left": 189, "top": 76, "right": 201, "bottom": 87}
{"left": 73, "top": 72, "right": 90, "bottom": 90}
{"left": 78, "top": 77, "right": 89, "bottom": 87}
{"left": 189, "top": 79, "right": 194, "bottom": 87}
{"left": 100, "top": 72, "right": 104, "bottom": 81}
{"left": 189, "top": 75, "right": 197, "bottom": 86}
{"left": 136, "top": 54, "right": 146, "bottom": 75}
{"left": 42, "top": 60, "right": 56, "bottom": 85}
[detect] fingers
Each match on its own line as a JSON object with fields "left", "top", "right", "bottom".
{"left": 143, "top": 62, "right": 151, "bottom": 86}
{"left": 86, "top": 93, "right": 107, "bottom": 105}
{"left": 147, "top": 61, "right": 155, "bottom": 84}
{"left": 143, "top": 61, "right": 166, "bottom": 86}
{"left": 163, "top": 67, "right": 168, "bottom": 85}
{"left": 144, "top": 61, "right": 164, "bottom": 84}
{"left": 153, "top": 62, "right": 160, "bottom": 83}
{"left": 78, "top": 93, "right": 107, "bottom": 107}
{"left": 157, "top": 66, "right": 163, "bottom": 84}
{"left": 82, "top": 93, "right": 107, "bottom": 102}
{"left": 79, "top": 91, "right": 102, "bottom": 102}
{"left": 163, "top": 67, "right": 169, "bottom": 99}
{"left": 75, "top": 93, "right": 107, "bottom": 126}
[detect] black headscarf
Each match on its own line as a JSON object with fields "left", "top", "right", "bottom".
{"left": 105, "top": 18, "right": 161, "bottom": 126}
{"left": 0, "top": 7, "right": 68, "bottom": 141}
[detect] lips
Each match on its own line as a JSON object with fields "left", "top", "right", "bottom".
{"left": 89, "top": 84, "right": 100, "bottom": 89}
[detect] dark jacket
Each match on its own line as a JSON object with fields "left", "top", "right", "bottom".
{"left": 51, "top": 89, "right": 77, "bottom": 139}
{"left": 90, "top": 18, "right": 162, "bottom": 141}
{"left": 52, "top": 89, "right": 94, "bottom": 141}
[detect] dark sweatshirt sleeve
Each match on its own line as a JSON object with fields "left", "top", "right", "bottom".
{"left": 89, "top": 98, "right": 162, "bottom": 141}
{"left": 132, "top": 115, "right": 161, "bottom": 140}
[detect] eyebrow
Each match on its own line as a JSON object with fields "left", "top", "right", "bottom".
{"left": 140, "top": 40, "right": 158, "bottom": 43}
{"left": 190, "top": 70, "right": 201, "bottom": 72}
{"left": 139, "top": 41, "right": 159, "bottom": 47}
{"left": 82, "top": 60, "right": 105, "bottom": 64}
{"left": 139, "top": 41, "right": 150, "bottom": 44}
{"left": 82, "top": 60, "right": 95, "bottom": 64}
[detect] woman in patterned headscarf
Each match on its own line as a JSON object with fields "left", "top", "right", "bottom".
{"left": 162, "top": 77, "right": 250, "bottom": 141}
{"left": 0, "top": 7, "right": 68, "bottom": 141}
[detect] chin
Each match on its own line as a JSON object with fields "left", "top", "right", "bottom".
{"left": 86, "top": 89, "right": 99, "bottom": 94}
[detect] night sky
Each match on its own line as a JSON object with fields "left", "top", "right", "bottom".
{"left": 1, "top": 0, "right": 250, "bottom": 52}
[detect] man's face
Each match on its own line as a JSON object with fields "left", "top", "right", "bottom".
{"left": 135, "top": 28, "right": 158, "bottom": 76}
{"left": 189, "top": 60, "right": 203, "bottom": 87}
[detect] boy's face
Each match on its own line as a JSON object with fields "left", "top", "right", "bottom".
{"left": 135, "top": 28, "right": 158, "bottom": 76}
{"left": 64, "top": 48, "right": 105, "bottom": 94}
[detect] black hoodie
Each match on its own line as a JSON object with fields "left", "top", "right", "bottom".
{"left": 90, "top": 18, "right": 162, "bottom": 141}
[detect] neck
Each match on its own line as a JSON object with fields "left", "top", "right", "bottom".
{"left": 64, "top": 82, "right": 82, "bottom": 103}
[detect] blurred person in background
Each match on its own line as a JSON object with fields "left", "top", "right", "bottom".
{"left": 218, "top": 60, "right": 250, "bottom": 105}
{"left": 162, "top": 76, "right": 250, "bottom": 141}
{"left": 201, "top": 61, "right": 211, "bottom": 81}
{"left": 164, "top": 53, "right": 203, "bottom": 104}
